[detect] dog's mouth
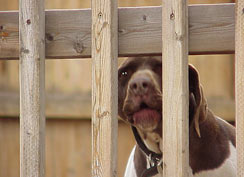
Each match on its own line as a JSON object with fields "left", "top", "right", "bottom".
{"left": 127, "top": 102, "right": 161, "bottom": 131}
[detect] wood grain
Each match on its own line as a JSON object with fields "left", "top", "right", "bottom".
{"left": 235, "top": 1, "right": 244, "bottom": 176}
{"left": 91, "top": 0, "right": 118, "bottom": 176}
{"left": 0, "top": 118, "right": 135, "bottom": 177}
{"left": 19, "top": 0, "right": 45, "bottom": 176}
{"left": 162, "top": 0, "right": 190, "bottom": 176}
{"left": 0, "top": 4, "right": 235, "bottom": 59}
{"left": 0, "top": 90, "right": 235, "bottom": 121}
{"left": 0, "top": 56, "right": 236, "bottom": 121}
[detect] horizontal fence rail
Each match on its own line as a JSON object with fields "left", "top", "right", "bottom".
{"left": 0, "top": 3, "right": 235, "bottom": 60}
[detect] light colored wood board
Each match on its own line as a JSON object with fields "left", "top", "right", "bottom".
{"left": 0, "top": 55, "right": 235, "bottom": 120}
{"left": 189, "top": 4, "right": 235, "bottom": 54}
{"left": 0, "top": 59, "right": 92, "bottom": 95}
{"left": 189, "top": 55, "right": 235, "bottom": 120}
{"left": 189, "top": 0, "right": 234, "bottom": 3}
{"left": 0, "top": 60, "right": 19, "bottom": 89}
{"left": 207, "top": 98, "right": 235, "bottom": 122}
{"left": 189, "top": 55, "right": 234, "bottom": 100}
{"left": 0, "top": 55, "right": 235, "bottom": 119}
{"left": 45, "top": 92, "right": 91, "bottom": 118}
{"left": 0, "top": 118, "right": 20, "bottom": 177}
{"left": 0, "top": 118, "right": 135, "bottom": 177}
{"left": 0, "top": 90, "right": 235, "bottom": 121}
{"left": 19, "top": 0, "right": 45, "bottom": 176}
{"left": 91, "top": 0, "right": 118, "bottom": 176}
{"left": 119, "top": 0, "right": 234, "bottom": 7}
{"left": 0, "top": 0, "right": 235, "bottom": 11}
{"left": 162, "top": 0, "right": 190, "bottom": 177}
{"left": 0, "top": 4, "right": 235, "bottom": 59}
{"left": 45, "top": 59, "right": 92, "bottom": 93}
{"left": 235, "top": 1, "right": 244, "bottom": 176}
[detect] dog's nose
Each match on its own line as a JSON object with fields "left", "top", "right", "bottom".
{"left": 129, "top": 76, "right": 152, "bottom": 95}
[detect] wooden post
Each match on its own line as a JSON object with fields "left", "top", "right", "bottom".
{"left": 235, "top": 0, "right": 244, "bottom": 176}
{"left": 162, "top": 0, "right": 190, "bottom": 176}
{"left": 91, "top": 0, "right": 118, "bottom": 176}
{"left": 19, "top": 0, "right": 45, "bottom": 176}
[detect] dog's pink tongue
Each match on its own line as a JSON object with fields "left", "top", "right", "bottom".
{"left": 133, "top": 109, "right": 161, "bottom": 128}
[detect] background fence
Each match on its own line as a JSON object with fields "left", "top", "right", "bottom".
{"left": 0, "top": 0, "right": 239, "bottom": 176}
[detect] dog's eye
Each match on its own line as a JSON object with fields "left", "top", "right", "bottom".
{"left": 119, "top": 71, "right": 128, "bottom": 78}
{"left": 121, "top": 71, "right": 128, "bottom": 76}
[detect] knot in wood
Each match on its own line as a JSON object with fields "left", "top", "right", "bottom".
{"left": 170, "top": 13, "right": 175, "bottom": 20}
{"left": 26, "top": 130, "right": 32, "bottom": 135}
{"left": 26, "top": 19, "right": 31, "bottom": 25}
{"left": 118, "top": 29, "right": 125, "bottom": 34}
{"left": 175, "top": 32, "right": 183, "bottom": 41}
{"left": 46, "top": 33, "right": 54, "bottom": 41}
{"left": 143, "top": 15, "right": 147, "bottom": 21}
{"left": 0, "top": 31, "right": 8, "bottom": 38}
{"left": 74, "top": 39, "right": 84, "bottom": 54}
{"left": 21, "top": 47, "right": 30, "bottom": 54}
{"left": 96, "top": 111, "right": 109, "bottom": 119}
{"left": 98, "top": 12, "right": 103, "bottom": 18}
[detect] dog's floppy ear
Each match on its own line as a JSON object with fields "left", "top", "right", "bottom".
{"left": 189, "top": 64, "right": 207, "bottom": 138}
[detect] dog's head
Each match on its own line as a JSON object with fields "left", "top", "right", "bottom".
{"left": 118, "top": 57, "right": 207, "bottom": 137}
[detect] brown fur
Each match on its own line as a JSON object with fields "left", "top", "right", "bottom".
{"left": 134, "top": 145, "right": 147, "bottom": 176}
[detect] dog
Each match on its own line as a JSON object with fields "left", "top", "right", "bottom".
{"left": 118, "top": 57, "right": 236, "bottom": 177}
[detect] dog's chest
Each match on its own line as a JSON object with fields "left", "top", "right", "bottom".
{"left": 148, "top": 142, "right": 236, "bottom": 177}
{"left": 193, "top": 142, "right": 236, "bottom": 177}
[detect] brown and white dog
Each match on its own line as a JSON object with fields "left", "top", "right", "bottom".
{"left": 118, "top": 57, "right": 236, "bottom": 177}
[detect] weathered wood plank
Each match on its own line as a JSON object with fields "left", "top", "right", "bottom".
{"left": 91, "top": 0, "right": 118, "bottom": 176}
{"left": 0, "top": 91, "right": 91, "bottom": 119}
{"left": 162, "top": 0, "right": 190, "bottom": 176}
{"left": 19, "top": 0, "right": 45, "bottom": 176}
{"left": 0, "top": 90, "right": 235, "bottom": 121}
{"left": 0, "top": 4, "right": 235, "bottom": 59}
{"left": 0, "top": 118, "right": 135, "bottom": 177}
{"left": 235, "top": 1, "right": 244, "bottom": 176}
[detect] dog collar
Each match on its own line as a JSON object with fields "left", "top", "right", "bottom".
{"left": 131, "top": 126, "right": 163, "bottom": 177}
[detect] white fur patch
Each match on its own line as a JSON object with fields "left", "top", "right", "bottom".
{"left": 124, "top": 142, "right": 236, "bottom": 177}
{"left": 124, "top": 146, "right": 137, "bottom": 177}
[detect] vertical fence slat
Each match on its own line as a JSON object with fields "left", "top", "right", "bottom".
{"left": 91, "top": 0, "right": 118, "bottom": 176}
{"left": 162, "top": 0, "right": 190, "bottom": 176}
{"left": 235, "top": 1, "right": 244, "bottom": 176}
{"left": 19, "top": 0, "right": 45, "bottom": 177}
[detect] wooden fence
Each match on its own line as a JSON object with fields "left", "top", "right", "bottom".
{"left": 235, "top": 1, "right": 244, "bottom": 176}
{"left": 0, "top": 0, "right": 243, "bottom": 177}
